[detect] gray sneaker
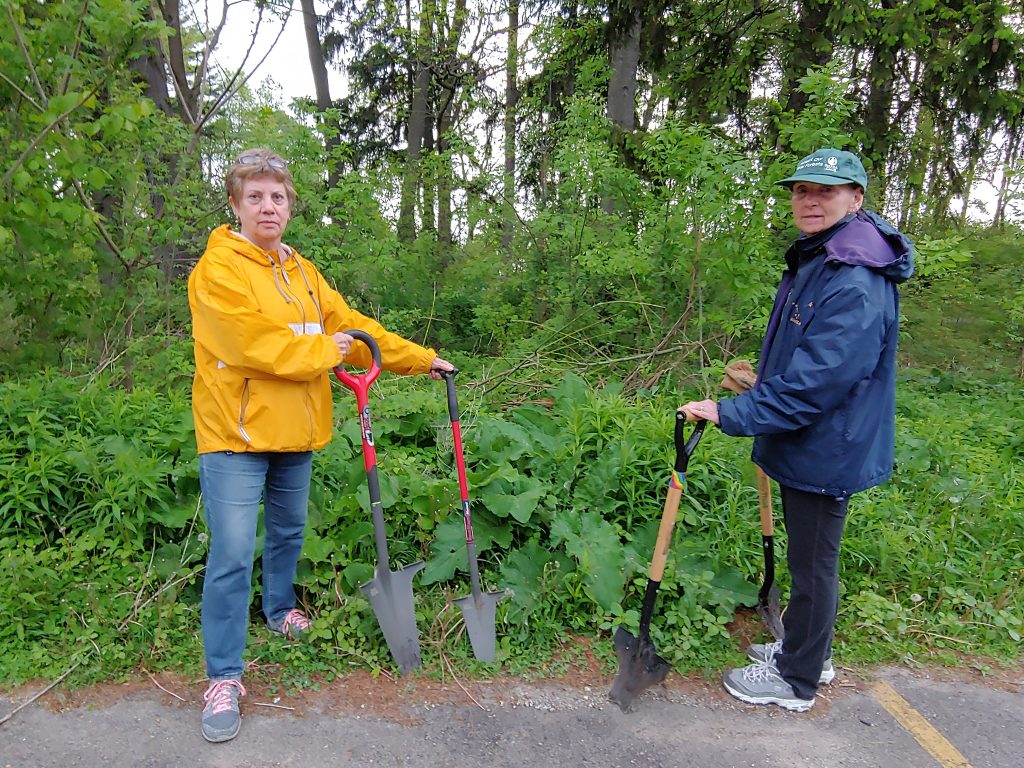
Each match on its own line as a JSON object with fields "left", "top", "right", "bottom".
{"left": 722, "top": 661, "right": 815, "bottom": 712}
{"left": 267, "top": 608, "right": 312, "bottom": 639}
{"left": 201, "top": 679, "right": 245, "bottom": 743}
{"left": 746, "top": 640, "right": 835, "bottom": 685}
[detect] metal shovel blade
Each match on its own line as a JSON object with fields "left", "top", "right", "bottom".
{"left": 360, "top": 560, "right": 426, "bottom": 674}
{"left": 608, "top": 626, "right": 671, "bottom": 712}
{"left": 757, "top": 581, "right": 785, "bottom": 641}
{"left": 454, "top": 590, "right": 506, "bottom": 663}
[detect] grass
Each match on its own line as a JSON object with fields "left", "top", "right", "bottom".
{"left": 900, "top": 228, "right": 1023, "bottom": 377}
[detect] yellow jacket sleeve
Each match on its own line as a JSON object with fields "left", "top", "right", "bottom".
{"left": 310, "top": 264, "right": 437, "bottom": 375}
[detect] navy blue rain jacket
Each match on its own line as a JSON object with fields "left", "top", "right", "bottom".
{"left": 718, "top": 210, "right": 914, "bottom": 497}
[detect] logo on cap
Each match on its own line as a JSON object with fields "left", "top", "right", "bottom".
{"left": 826, "top": 156, "right": 838, "bottom": 172}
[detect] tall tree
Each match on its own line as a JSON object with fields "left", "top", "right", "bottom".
{"left": 502, "top": 0, "right": 521, "bottom": 252}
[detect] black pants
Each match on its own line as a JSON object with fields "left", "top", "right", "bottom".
{"left": 775, "top": 485, "right": 849, "bottom": 700}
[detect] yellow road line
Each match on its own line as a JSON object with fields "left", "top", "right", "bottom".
{"left": 869, "top": 680, "right": 974, "bottom": 768}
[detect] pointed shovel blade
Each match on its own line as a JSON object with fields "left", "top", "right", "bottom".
{"left": 454, "top": 590, "right": 506, "bottom": 662}
{"left": 608, "top": 626, "right": 671, "bottom": 712}
{"left": 757, "top": 582, "right": 784, "bottom": 641}
{"left": 361, "top": 560, "right": 425, "bottom": 674}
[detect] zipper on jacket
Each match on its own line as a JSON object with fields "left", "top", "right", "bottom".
{"left": 271, "top": 256, "right": 321, "bottom": 449}
{"left": 238, "top": 378, "right": 252, "bottom": 443}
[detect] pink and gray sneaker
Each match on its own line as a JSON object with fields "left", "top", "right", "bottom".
{"left": 201, "top": 678, "right": 245, "bottom": 743}
{"left": 267, "top": 608, "right": 312, "bottom": 640}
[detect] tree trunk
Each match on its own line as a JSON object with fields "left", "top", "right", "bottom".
{"left": 607, "top": 7, "right": 641, "bottom": 131}
{"left": 422, "top": 116, "right": 436, "bottom": 235}
{"left": 300, "top": 0, "right": 342, "bottom": 187}
{"left": 128, "top": 31, "right": 178, "bottom": 283}
{"left": 157, "top": 0, "right": 201, "bottom": 125}
{"left": 603, "top": 5, "right": 642, "bottom": 214}
{"left": 433, "top": 0, "right": 469, "bottom": 255}
{"left": 398, "top": 0, "right": 435, "bottom": 243}
{"left": 301, "top": 0, "right": 332, "bottom": 112}
{"left": 862, "top": 2, "right": 898, "bottom": 210}
{"left": 776, "top": 0, "right": 833, "bottom": 150}
{"left": 501, "top": 0, "right": 520, "bottom": 254}
{"left": 994, "top": 124, "right": 1022, "bottom": 228}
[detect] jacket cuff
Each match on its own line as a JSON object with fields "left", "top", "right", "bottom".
{"left": 717, "top": 397, "right": 743, "bottom": 436}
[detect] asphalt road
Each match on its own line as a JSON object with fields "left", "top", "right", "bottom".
{"left": 2, "top": 665, "right": 1021, "bottom": 768}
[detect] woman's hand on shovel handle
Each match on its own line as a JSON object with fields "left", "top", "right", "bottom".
{"left": 679, "top": 399, "right": 719, "bottom": 425}
{"left": 428, "top": 356, "right": 455, "bottom": 380}
{"left": 332, "top": 332, "right": 355, "bottom": 359}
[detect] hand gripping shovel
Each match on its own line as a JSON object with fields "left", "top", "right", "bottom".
{"left": 440, "top": 369, "right": 506, "bottom": 662}
{"left": 720, "top": 360, "right": 784, "bottom": 640}
{"left": 334, "top": 329, "right": 424, "bottom": 674}
{"left": 609, "top": 411, "right": 706, "bottom": 712}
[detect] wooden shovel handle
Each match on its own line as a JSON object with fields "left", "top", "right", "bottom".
{"left": 650, "top": 485, "right": 683, "bottom": 582}
{"left": 755, "top": 466, "right": 774, "bottom": 537}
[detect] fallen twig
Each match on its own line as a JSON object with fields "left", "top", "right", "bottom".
{"left": 252, "top": 701, "right": 295, "bottom": 711}
{"left": 905, "top": 629, "right": 977, "bottom": 646}
{"left": 145, "top": 671, "right": 186, "bottom": 702}
{"left": 440, "top": 652, "right": 487, "bottom": 712}
{"left": 0, "top": 662, "right": 81, "bottom": 727}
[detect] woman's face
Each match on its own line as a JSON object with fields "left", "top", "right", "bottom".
{"left": 230, "top": 176, "right": 292, "bottom": 251}
{"left": 790, "top": 182, "right": 863, "bottom": 235}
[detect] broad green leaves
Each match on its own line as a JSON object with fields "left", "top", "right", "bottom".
{"left": 551, "top": 509, "right": 626, "bottom": 610}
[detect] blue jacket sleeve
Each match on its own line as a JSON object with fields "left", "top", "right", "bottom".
{"left": 719, "top": 277, "right": 888, "bottom": 437}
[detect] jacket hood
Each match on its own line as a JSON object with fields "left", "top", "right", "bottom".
{"left": 822, "top": 210, "right": 915, "bottom": 284}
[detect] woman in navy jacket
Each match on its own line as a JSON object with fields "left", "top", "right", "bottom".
{"left": 681, "top": 148, "right": 914, "bottom": 711}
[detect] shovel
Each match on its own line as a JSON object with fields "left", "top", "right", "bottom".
{"left": 609, "top": 411, "right": 706, "bottom": 712}
{"left": 753, "top": 467, "right": 784, "bottom": 640}
{"left": 720, "top": 360, "right": 784, "bottom": 640}
{"left": 440, "top": 369, "right": 506, "bottom": 662}
{"left": 334, "top": 329, "right": 424, "bottom": 674}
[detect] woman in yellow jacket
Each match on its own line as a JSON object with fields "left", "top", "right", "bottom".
{"left": 189, "top": 148, "right": 452, "bottom": 743}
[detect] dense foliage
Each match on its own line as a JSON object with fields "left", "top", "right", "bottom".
{"left": 1, "top": 360, "right": 1021, "bottom": 685}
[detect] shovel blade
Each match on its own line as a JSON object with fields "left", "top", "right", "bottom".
{"left": 757, "top": 582, "right": 785, "bottom": 641}
{"left": 608, "top": 626, "right": 671, "bottom": 712}
{"left": 360, "top": 560, "right": 425, "bottom": 674}
{"left": 454, "top": 590, "right": 506, "bottom": 663}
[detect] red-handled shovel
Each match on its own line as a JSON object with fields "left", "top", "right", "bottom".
{"left": 440, "top": 369, "right": 505, "bottom": 662}
{"left": 334, "top": 329, "right": 424, "bottom": 674}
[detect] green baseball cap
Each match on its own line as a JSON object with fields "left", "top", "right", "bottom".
{"left": 777, "top": 148, "right": 868, "bottom": 191}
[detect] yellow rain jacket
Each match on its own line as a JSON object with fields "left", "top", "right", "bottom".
{"left": 189, "top": 225, "right": 437, "bottom": 454}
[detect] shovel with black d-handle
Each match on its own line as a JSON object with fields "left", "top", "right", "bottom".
{"left": 609, "top": 411, "right": 706, "bottom": 712}
{"left": 439, "top": 369, "right": 506, "bottom": 662}
{"left": 720, "top": 360, "right": 784, "bottom": 641}
{"left": 334, "top": 329, "right": 424, "bottom": 674}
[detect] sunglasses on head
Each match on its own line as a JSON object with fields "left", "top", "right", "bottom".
{"left": 237, "top": 154, "right": 287, "bottom": 170}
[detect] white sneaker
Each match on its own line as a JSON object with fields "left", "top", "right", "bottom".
{"left": 746, "top": 640, "right": 835, "bottom": 685}
{"left": 722, "top": 661, "right": 815, "bottom": 712}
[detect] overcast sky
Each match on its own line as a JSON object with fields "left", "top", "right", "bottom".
{"left": 214, "top": 0, "right": 346, "bottom": 104}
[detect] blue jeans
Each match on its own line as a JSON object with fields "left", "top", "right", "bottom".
{"left": 199, "top": 450, "right": 313, "bottom": 680}
{"left": 775, "top": 485, "right": 849, "bottom": 700}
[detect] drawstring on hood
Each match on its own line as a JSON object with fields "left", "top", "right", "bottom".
{"left": 294, "top": 258, "right": 327, "bottom": 333}
{"left": 269, "top": 257, "right": 293, "bottom": 303}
